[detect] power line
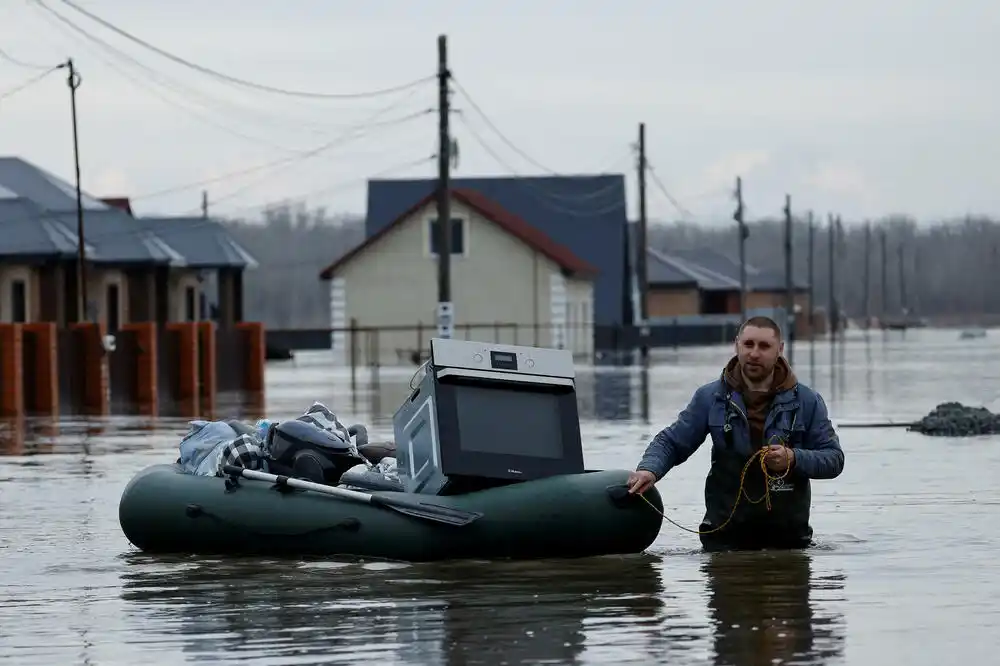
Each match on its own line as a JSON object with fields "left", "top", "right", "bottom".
{"left": 131, "top": 106, "right": 431, "bottom": 201}
{"left": 0, "top": 46, "right": 56, "bottom": 71}
{"left": 192, "top": 151, "right": 435, "bottom": 217}
{"left": 644, "top": 161, "right": 696, "bottom": 220}
{"left": 451, "top": 77, "right": 558, "bottom": 174}
{"left": 456, "top": 114, "right": 628, "bottom": 217}
{"left": 30, "top": 1, "right": 317, "bottom": 153}
{"left": 43, "top": 0, "right": 436, "bottom": 100}
{"left": 0, "top": 65, "right": 59, "bottom": 104}
{"left": 32, "top": 1, "right": 425, "bottom": 138}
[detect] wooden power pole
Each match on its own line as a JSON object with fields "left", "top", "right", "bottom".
{"left": 863, "top": 221, "right": 872, "bottom": 330}
{"left": 435, "top": 35, "right": 453, "bottom": 339}
{"left": 783, "top": 194, "right": 794, "bottom": 363}
{"left": 807, "top": 211, "right": 815, "bottom": 341}
{"left": 879, "top": 228, "right": 888, "bottom": 325}
{"left": 60, "top": 58, "right": 87, "bottom": 322}
{"left": 636, "top": 123, "right": 650, "bottom": 422}
{"left": 636, "top": 123, "right": 648, "bottom": 350}
{"left": 733, "top": 176, "right": 747, "bottom": 321}
{"left": 827, "top": 213, "right": 836, "bottom": 341}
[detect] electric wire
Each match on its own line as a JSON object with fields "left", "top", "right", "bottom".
{"left": 130, "top": 90, "right": 431, "bottom": 201}
{"left": 46, "top": 0, "right": 435, "bottom": 100}
{"left": 645, "top": 160, "right": 697, "bottom": 220}
{"left": 0, "top": 46, "right": 56, "bottom": 71}
{"left": 0, "top": 65, "right": 59, "bottom": 104}
{"left": 456, "top": 114, "right": 628, "bottom": 218}
{"left": 30, "top": 2, "right": 318, "bottom": 153}
{"left": 451, "top": 77, "right": 559, "bottom": 175}
{"left": 30, "top": 0, "right": 426, "bottom": 139}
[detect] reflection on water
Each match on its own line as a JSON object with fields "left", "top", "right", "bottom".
{"left": 119, "top": 554, "right": 669, "bottom": 665}
{"left": 705, "top": 551, "right": 845, "bottom": 666}
{"left": 3, "top": 329, "right": 1000, "bottom": 665}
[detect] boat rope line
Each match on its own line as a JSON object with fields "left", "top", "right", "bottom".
{"left": 637, "top": 437, "right": 793, "bottom": 536}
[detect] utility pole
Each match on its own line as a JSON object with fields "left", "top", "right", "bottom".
{"left": 733, "top": 176, "right": 747, "bottom": 321}
{"left": 637, "top": 123, "right": 650, "bottom": 423}
{"left": 807, "top": 211, "right": 815, "bottom": 339}
{"left": 435, "top": 35, "right": 453, "bottom": 339}
{"left": 836, "top": 215, "right": 844, "bottom": 334}
{"left": 898, "top": 239, "right": 908, "bottom": 317}
{"left": 827, "top": 213, "right": 836, "bottom": 342}
{"left": 782, "top": 194, "right": 794, "bottom": 363}
{"left": 636, "top": 124, "right": 648, "bottom": 348}
{"left": 879, "top": 228, "right": 888, "bottom": 326}
{"left": 863, "top": 221, "right": 872, "bottom": 330}
{"left": 201, "top": 190, "right": 209, "bottom": 219}
{"left": 59, "top": 58, "right": 87, "bottom": 322}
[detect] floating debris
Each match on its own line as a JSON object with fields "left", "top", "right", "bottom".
{"left": 908, "top": 402, "right": 1000, "bottom": 437}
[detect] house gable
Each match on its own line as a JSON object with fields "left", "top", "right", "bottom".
{"left": 318, "top": 189, "right": 597, "bottom": 280}
{"left": 364, "top": 175, "right": 627, "bottom": 325}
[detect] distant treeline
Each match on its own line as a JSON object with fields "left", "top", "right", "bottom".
{"left": 222, "top": 204, "right": 1000, "bottom": 329}
{"left": 221, "top": 204, "right": 363, "bottom": 329}
{"left": 648, "top": 214, "right": 999, "bottom": 325}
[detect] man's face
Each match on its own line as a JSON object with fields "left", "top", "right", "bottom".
{"left": 735, "top": 325, "right": 783, "bottom": 381}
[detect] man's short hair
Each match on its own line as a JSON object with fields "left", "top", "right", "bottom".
{"left": 738, "top": 315, "right": 783, "bottom": 341}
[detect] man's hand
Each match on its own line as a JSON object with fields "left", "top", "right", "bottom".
{"left": 627, "top": 470, "right": 657, "bottom": 495}
{"left": 764, "top": 444, "right": 794, "bottom": 473}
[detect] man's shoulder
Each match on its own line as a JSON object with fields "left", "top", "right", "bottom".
{"left": 692, "top": 378, "right": 724, "bottom": 403}
{"left": 792, "top": 380, "right": 828, "bottom": 408}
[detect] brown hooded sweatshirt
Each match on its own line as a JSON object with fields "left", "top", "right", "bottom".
{"left": 723, "top": 355, "right": 798, "bottom": 447}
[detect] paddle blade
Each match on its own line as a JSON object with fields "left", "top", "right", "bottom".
{"left": 373, "top": 495, "right": 483, "bottom": 527}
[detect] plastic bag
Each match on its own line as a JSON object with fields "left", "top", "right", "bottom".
{"left": 177, "top": 420, "right": 240, "bottom": 476}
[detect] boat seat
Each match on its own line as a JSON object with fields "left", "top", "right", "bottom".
{"left": 357, "top": 441, "right": 396, "bottom": 465}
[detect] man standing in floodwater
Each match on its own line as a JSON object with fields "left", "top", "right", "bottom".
{"left": 627, "top": 316, "right": 845, "bottom": 551}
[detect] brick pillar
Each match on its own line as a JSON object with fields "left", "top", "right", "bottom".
{"left": 166, "top": 322, "right": 199, "bottom": 417}
{"left": 21, "top": 323, "right": 58, "bottom": 415}
{"left": 197, "top": 321, "right": 217, "bottom": 419}
{"left": 71, "top": 322, "right": 109, "bottom": 416}
{"left": 0, "top": 324, "right": 24, "bottom": 418}
{"left": 122, "top": 322, "right": 158, "bottom": 416}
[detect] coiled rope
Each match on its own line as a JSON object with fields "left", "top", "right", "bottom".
{"left": 638, "top": 438, "right": 793, "bottom": 535}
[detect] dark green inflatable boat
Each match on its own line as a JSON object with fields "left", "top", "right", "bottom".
{"left": 118, "top": 463, "right": 664, "bottom": 562}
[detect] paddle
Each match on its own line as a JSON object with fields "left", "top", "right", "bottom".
{"left": 836, "top": 421, "right": 917, "bottom": 429}
{"left": 221, "top": 465, "right": 482, "bottom": 527}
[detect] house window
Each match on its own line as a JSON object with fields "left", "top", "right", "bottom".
{"left": 428, "top": 217, "right": 465, "bottom": 256}
{"left": 106, "top": 283, "right": 120, "bottom": 333}
{"left": 10, "top": 280, "right": 27, "bottom": 323}
{"left": 185, "top": 286, "right": 197, "bottom": 322}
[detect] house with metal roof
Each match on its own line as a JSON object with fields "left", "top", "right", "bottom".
{"left": 318, "top": 187, "right": 599, "bottom": 365}
{"left": 621, "top": 220, "right": 816, "bottom": 341}
{"left": 646, "top": 246, "right": 809, "bottom": 318}
{"left": 0, "top": 156, "right": 256, "bottom": 328}
{"left": 132, "top": 215, "right": 259, "bottom": 324}
{"left": 363, "top": 174, "right": 628, "bottom": 336}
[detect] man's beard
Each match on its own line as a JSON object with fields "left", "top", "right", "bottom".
{"left": 742, "top": 361, "right": 772, "bottom": 378}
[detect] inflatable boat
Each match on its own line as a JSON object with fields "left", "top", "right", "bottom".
{"left": 118, "top": 461, "right": 663, "bottom": 561}
{"left": 118, "top": 338, "right": 665, "bottom": 561}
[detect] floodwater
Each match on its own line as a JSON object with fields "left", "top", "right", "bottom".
{"left": 2, "top": 328, "right": 1000, "bottom": 665}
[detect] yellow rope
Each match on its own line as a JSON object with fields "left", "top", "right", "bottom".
{"left": 638, "top": 439, "right": 792, "bottom": 535}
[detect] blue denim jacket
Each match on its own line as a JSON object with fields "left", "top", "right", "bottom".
{"left": 637, "top": 377, "right": 845, "bottom": 480}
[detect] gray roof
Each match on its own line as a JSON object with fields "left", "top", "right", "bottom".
{"left": 648, "top": 248, "right": 740, "bottom": 289}
{"left": 44, "top": 209, "right": 186, "bottom": 266}
{"left": 0, "top": 197, "right": 93, "bottom": 259}
{"left": 0, "top": 157, "right": 112, "bottom": 212}
{"left": 136, "top": 217, "right": 258, "bottom": 269}
{"left": 657, "top": 247, "right": 809, "bottom": 291}
{"left": 0, "top": 196, "right": 185, "bottom": 266}
{"left": 646, "top": 250, "right": 697, "bottom": 286}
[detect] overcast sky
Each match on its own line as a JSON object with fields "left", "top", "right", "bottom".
{"left": 1, "top": 0, "right": 996, "bottom": 226}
